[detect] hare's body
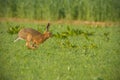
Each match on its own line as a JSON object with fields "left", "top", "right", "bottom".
{"left": 14, "top": 23, "right": 51, "bottom": 49}
{"left": 18, "top": 28, "right": 42, "bottom": 40}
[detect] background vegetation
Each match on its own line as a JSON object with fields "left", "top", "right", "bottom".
{"left": 0, "top": 0, "right": 120, "bottom": 21}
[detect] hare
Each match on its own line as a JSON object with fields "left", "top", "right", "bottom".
{"left": 14, "top": 23, "right": 52, "bottom": 49}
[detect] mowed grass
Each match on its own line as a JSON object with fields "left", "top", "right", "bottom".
{"left": 0, "top": 22, "right": 120, "bottom": 80}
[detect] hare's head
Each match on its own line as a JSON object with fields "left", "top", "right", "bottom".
{"left": 43, "top": 23, "right": 52, "bottom": 38}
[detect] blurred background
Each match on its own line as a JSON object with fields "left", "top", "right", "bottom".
{"left": 0, "top": 0, "right": 120, "bottom": 21}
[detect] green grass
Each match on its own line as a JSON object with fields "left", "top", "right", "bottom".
{"left": 0, "top": 22, "right": 120, "bottom": 80}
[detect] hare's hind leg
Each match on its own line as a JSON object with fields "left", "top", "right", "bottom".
{"left": 26, "top": 41, "right": 34, "bottom": 49}
{"left": 26, "top": 35, "right": 35, "bottom": 49}
{"left": 14, "top": 37, "right": 23, "bottom": 42}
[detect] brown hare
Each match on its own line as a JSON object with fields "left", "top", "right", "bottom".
{"left": 14, "top": 23, "right": 52, "bottom": 49}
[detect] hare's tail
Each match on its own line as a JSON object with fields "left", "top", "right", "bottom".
{"left": 14, "top": 37, "right": 23, "bottom": 42}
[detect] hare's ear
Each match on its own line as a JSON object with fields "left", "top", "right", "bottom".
{"left": 46, "top": 23, "right": 50, "bottom": 31}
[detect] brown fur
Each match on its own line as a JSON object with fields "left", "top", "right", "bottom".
{"left": 14, "top": 23, "right": 52, "bottom": 49}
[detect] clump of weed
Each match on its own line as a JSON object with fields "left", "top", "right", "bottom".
{"left": 54, "top": 26, "right": 95, "bottom": 49}
{"left": 53, "top": 26, "right": 83, "bottom": 39}
{"left": 66, "top": 26, "right": 83, "bottom": 36}
{"left": 53, "top": 32, "right": 68, "bottom": 39}
{"left": 7, "top": 25, "right": 24, "bottom": 34}
{"left": 53, "top": 26, "right": 95, "bottom": 40}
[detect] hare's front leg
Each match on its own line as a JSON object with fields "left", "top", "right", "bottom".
{"left": 26, "top": 41, "right": 32, "bottom": 49}
{"left": 32, "top": 42, "right": 39, "bottom": 48}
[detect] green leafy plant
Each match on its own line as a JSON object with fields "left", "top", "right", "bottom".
{"left": 53, "top": 27, "right": 95, "bottom": 49}
{"left": 53, "top": 26, "right": 94, "bottom": 40}
{"left": 7, "top": 25, "right": 23, "bottom": 34}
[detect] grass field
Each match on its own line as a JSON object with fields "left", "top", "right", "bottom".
{"left": 0, "top": 21, "right": 120, "bottom": 80}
